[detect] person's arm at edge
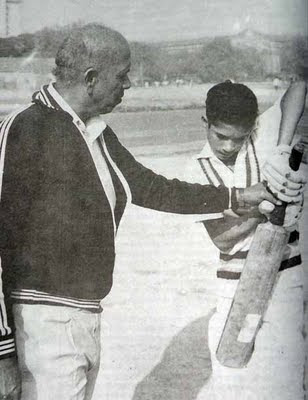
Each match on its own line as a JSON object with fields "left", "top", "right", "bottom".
{"left": 278, "top": 80, "right": 307, "bottom": 145}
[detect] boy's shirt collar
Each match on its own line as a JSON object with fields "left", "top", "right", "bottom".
{"left": 196, "top": 139, "right": 217, "bottom": 160}
{"left": 196, "top": 129, "right": 257, "bottom": 162}
{"left": 195, "top": 132, "right": 260, "bottom": 188}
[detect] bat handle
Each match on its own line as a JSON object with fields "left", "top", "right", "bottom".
{"left": 269, "top": 143, "right": 304, "bottom": 226}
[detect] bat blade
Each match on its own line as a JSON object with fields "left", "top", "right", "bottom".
{"left": 216, "top": 222, "right": 289, "bottom": 368}
{"left": 215, "top": 81, "right": 306, "bottom": 368}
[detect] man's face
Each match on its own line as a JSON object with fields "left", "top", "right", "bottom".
{"left": 207, "top": 121, "right": 252, "bottom": 163}
{"left": 84, "top": 46, "right": 131, "bottom": 117}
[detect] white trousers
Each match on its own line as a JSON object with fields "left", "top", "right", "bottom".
{"left": 13, "top": 304, "right": 101, "bottom": 400}
{"left": 199, "top": 266, "right": 305, "bottom": 400}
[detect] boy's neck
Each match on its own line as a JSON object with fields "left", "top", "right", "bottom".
{"left": 219, "top": 154, "right": 237, "bottom": 171}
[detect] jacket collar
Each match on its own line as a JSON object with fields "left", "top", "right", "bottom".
{"left": 33, "top": 82, "right": 106, "bottom": 142}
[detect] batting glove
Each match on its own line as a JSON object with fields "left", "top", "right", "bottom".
{"left": 261, "top": 144, "right": 306, "bottom": 203}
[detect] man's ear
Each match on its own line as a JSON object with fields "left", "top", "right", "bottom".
{"left": 84, "top": 68, "right": 98, "bottom": 96}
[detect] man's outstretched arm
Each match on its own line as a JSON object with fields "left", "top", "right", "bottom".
{"left": 103, "top": 127, "right": 280, "bottom": 215}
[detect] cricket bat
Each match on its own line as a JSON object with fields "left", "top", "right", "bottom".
{"left": 216, "top": 82, "right": 307, "bottom": 368}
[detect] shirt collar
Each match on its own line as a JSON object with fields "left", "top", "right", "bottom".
{"left": 196, "top": 140, "right": 217, "bottom": 160}
{"left": 85, "top": 116, "right": 107, "bottom": 142}
{"left": 47, "top": 82, "right": 86, "bottom": 130}
{"left": 196, "top": 134, "right": 254, "bottom": 161}
{"left": 47, "top": 83, "right": 106, "bottom": 142}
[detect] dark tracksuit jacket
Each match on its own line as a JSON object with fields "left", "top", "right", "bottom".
{"left": 0, "top": 83, "right": 234, "bottom": 359}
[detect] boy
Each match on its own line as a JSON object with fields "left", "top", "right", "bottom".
{"left": 185, "top": 80, "right": 307, "bottom": 399}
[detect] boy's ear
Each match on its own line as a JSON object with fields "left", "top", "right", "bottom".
{"left": 250, "top": 117, "right": 259, "bottom": 133}
{"left": 201, "top": 115, "right": 208, "bottom": 126}
{"left": 201, "top": 115, "right": 210, "bottom": 132}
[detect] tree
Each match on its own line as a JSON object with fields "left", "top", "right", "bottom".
{"left": 198, "top": 38, "right": 265, "bottom": 82}
{"left": 129, "top": 42, "right": 163, "bottom": 82}
{"left": 0, "top": 33, "right": 34, "bottom": 57}
{"left": 280, "top": 36, "right": 306, "bottom": 79}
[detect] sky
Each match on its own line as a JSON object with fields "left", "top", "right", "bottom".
{"left": 21, "top": 0, "right": 307, "bottom": 42}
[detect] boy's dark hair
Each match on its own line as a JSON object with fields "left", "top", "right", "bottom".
{"left": 205, "top": 81, "right": 259, "bottom": 129}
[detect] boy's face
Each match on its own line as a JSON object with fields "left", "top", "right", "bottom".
{"left": 207, "top": 121, "right": 252, "bottom": 163}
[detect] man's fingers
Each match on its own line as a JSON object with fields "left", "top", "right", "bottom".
{"left": 262, "top": 189, "right": 281, "bottom": 205}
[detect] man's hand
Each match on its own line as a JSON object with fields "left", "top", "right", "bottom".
{"left": 0, "top": 357, "right": 21, "bottom": 400}
{"left": 237, "top": 182, "right": 282, "bottom": 209}
{"left": 261, "top": 145, "right": 307, "bottom": 203}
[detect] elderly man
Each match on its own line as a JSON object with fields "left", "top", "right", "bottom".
{"left": 0, "top": 25, "right": 304, "bottom": 400}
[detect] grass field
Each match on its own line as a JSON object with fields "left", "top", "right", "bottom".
{"left": 0, "top": 81, "right": 287, "bottom": 118}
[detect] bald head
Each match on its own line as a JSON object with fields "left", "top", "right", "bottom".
{"left": 53, "top": 24, "right": 130, "bottom": 87}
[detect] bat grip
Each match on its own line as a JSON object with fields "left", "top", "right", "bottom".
{"left": 269, "top": 144, "right": 304, "bottom": 226}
